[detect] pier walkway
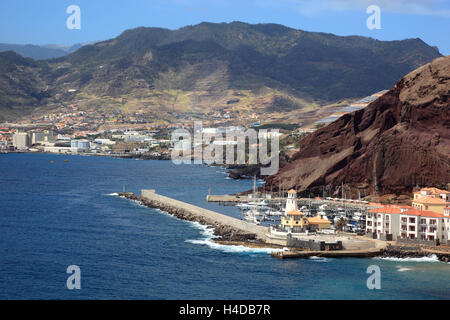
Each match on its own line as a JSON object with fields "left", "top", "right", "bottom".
{"left": 141, "top": 190, "right": 269, "bottom": 241}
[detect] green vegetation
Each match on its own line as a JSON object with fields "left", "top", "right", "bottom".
{"left": 0, "top": 22, "right": 442, "bottom": 121}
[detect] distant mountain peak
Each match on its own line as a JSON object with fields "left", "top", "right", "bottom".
{"left": 0, "top": 22, "right": 443, "bottom": 123}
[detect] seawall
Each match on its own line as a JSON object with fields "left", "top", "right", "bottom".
{"left": 119, "top": 190, "right": 269, "bottom": 242}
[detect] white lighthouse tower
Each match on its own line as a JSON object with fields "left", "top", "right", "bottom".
{"left": 285, "top": 189, "right": 298, "bottom": 215}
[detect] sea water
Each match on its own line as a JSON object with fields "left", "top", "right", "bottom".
{"left": 0, "top": 153, "right": 449, "bottom": 299}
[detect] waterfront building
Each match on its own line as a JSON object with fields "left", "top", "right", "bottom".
{"left": 12, "top": 132, "right": 30, "bottom": 149}
{"left": 44, "top": 146, "right": 73, "bottom": 154}
{"left": 308, "top": 215, "right": 332, "bottom": 230}
{"left": 70, "top": 139, "right": 90, "bottom": 152}
{"left": 366, "top": 206, "right": 448, "bottom": 244}
{"left": 412, "top": 187, "right": 450, "bottom": 214}
{"left": 399, "top": 209, "right": 446, "bottom": 242}
{"left": 0, "top": 140, "right": 7, "bottom": 152}
{"left": 285, "top": 189, "right": 298, "bottom": 213}
{"left": 279, "top": 190, "right": 331, "bottom": 233}
{"left": 445, "top": 206, "right": 450, "bottom": 243}
{"left": 281, "top": 209, "right": 309, "bottom": 233}
{"left": 366, "top": 207, "right": 403, "bottom": 240}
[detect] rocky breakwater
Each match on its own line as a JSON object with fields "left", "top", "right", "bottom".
{"left": 118, "top": 192, "right": 266, "bottom": 243}
{"left": 380, "top": 244, "right": 450, "bottom": 263}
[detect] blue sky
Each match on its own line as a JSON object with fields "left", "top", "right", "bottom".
{"left": 0, "top": 0, "right": 449, "bottom": 54}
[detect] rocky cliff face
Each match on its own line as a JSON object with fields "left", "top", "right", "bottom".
{"left": 265, "top": 56, "right": 450, "bottom": 196}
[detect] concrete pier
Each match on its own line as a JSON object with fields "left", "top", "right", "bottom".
{"left": 139, "top": 190, "right": 269, "bottom": 241}
{"left": 119, "top": 190, "right": 393, "bottom": 258}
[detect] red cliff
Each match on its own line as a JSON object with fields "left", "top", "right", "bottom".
{"left": 265, "top": 56, "right": 450, "bottom": 196}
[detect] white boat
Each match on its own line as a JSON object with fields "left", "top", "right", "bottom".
{"left": 243, "top": 214, "right": 261, "bottom": 225}
{"left": 236, "top": 203, "right": 254, "bottom": 209}
{"left": 266, "top": 210, "right": 283, "bottom": 216}
{"left": 242, "top": 209, "right": 264, "bottom": 225}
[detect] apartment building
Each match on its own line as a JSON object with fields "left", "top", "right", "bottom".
{"left": 366, "top": 206, "right": 448, "bottom": 244}
{"left": 12, "top": 132, "right": 30, "bottom": 149}
{"left": 398, "top": 209, "right": 445, "bottom": 242}
{"left": 366, "top": 207, "right": 404, "bottom": 241}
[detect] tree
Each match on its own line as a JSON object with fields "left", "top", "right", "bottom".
{"left": 335, "top": 217, "right": 346, "bottom": 231}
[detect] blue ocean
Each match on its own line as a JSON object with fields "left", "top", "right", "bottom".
{"left": 0, "top": 153, "right": 449, "bottom": 299}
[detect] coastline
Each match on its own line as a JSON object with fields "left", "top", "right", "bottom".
{"left": 4, "top": 153, "right": 449, "bottom": 263}
{"left": 118, "top": 192, "right": 450, "bottom": 262}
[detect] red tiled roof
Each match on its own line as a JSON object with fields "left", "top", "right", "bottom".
{"left": 401, "top": 209, "right": 444, "bottom": 218}
{"left": 368, "top": 207, "right": 402, "bottom": 214}
{"left": 390, "top": 205, "right": 413, "bottom": 209}
{"left": 286, "top": 209, "right": 304, "bottom": 216}
{"left": 414, "top": 197, "right": 447, "bottom": 204}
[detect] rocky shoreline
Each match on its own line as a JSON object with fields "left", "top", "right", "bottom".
{"left": 379, "top": 244, "right": 450, "bottom": 263}
{"left": 118, "top": 192, "right": 263, "bottom": 243}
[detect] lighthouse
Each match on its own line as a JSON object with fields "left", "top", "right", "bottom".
{"left": 285, "top": 189, "right": 298, "bottom": 214}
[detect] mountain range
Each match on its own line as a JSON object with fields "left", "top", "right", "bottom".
{"left": 0, "top": 43, "right": 84, "bottom": 60}
{"left": 0, "top": 21, "right": 443, "bottom": 121}
{"left": 264, "top": 55, "right": 450, "bottom": 197}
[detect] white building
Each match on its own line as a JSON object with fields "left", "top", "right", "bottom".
{"left": 399, "top": 209, "right": 446, "bottom": 243}
{"left": 366, "top": 207, "right": 403, "bottom": 240}
{"left": 0, "top": 140, "right": 7, "bottom": 151}
{"left": 366, "top": 206, "right": 448, "bottom": 244}
{"left": 44, "top": 146, "right": 73, "bottom": 154}
{"left": 94, "top": 138, "right": 116, "bottom": 145}
{"left": 13, "top": 132, "right": 30, "bottom": 149}
{"left": 125, "top": 135, "right": 155, "bottom": 143}
{"left": 70, "top": 139, "right": 90, "bottom": 152}
{"left": 285, "top": 189, "right": 298, "bottom": 214}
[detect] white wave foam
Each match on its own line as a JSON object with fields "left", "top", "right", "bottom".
{"left": 397, "top": 267, "right": 413, "bottom": 272}
{"left": 374, "top": 254, "right": 440, "bottom": 263}
{"left": 186, "top": 221, "right": 284, "bottom": 254}
{"left": 105, "top": 192, "right": 119, "bottom": 196}
{"left": 309, "top": 256, "right": 332, "bottom": 262}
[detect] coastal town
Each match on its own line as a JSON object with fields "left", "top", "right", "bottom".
{"left": 0, "top": 90, "right": 387, "bottom": 158}
{"left": 117, "top": 183, "right": 450, "bottom": 262}
{"left": 2, "top": 84, "right": 449, "bottom": 259}
{"left": 215, "top": 186, "right": 450, "bottom": 256}
{"left": 1, "top": 1, "right": 450, "bottom": 302}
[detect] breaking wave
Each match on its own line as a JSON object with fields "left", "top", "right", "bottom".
{"left": 185, "top": 221, "right": 285, "bottom": 255}
{"left": 309, "top": 256, "right": 333, "bottom": 262}
{"left": 374, "top": 254, "right": 440, "bottom": 263}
